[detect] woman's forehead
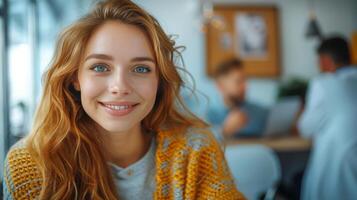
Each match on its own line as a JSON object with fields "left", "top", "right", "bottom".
{"left": 84, "top": 21, "right": 155, "bottom": 62}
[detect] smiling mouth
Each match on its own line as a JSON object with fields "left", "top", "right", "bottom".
{"left": 99, "top": 102, "right": 140, "bottom": 116}
{"left": 103, "top": 104, "right": 137, "bottom": 110}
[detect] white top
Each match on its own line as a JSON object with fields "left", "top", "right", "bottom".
{"left": 108, "top": 139, "right": 156, "bottom": 200}
{"left": 298, "top": 67, "right": 357, "bottom": 200}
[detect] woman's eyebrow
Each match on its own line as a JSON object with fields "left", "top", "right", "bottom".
{"left": 85, "top": 54, "right": 113, "bottom": 61}
{"left": 84, "top": 54, "right": 155, "bottom": 64}
{"left": 131, "top": 57, "right": 156, "bottom": 64}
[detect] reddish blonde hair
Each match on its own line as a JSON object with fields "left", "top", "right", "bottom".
{"left": 26, "top": 0, "right": 207, "bottom": 199}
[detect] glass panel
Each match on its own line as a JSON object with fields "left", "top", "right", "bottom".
{"left": 7, "top": 0, "right": 34, "bottom": 144}
{"left": 0, "top": 0, "right": 7, "bottom": 181}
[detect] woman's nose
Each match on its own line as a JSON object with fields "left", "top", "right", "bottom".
{"left": 108, "top": 70, "right": 132, "bottom": 95}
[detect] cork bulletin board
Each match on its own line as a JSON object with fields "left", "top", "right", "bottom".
{"left": 206, "top": 5, "right": 280, "bottom": 77}
{"left": 352, "top": 32, "right": 357, "bottom": 64}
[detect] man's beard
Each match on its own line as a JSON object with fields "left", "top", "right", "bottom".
{"left": 228, "top": 95, "right": 244, "bottom": 107}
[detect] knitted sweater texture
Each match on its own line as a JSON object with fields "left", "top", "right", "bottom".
{"left": 3, "top": 128, "right": 245, "bottom": 199}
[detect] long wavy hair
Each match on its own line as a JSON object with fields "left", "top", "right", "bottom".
{"left": 26, "top": 0, "right": 208, "bottom": 199}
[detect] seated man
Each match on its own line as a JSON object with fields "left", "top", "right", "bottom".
{"left": 207, "top": 58, "right": 268, "bottom": 139}
{"left": 298, "top": 36, "right": 357, "bottom": 200}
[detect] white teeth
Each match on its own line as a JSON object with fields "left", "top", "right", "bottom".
{"left": 105, "top": 104, "right": 130, "bottom": 110}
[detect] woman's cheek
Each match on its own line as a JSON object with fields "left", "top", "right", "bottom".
{"left": 81, "top": 77, "right": 106, "bottom": 99}
{"left": 138, "top": 79, "right": 158, "bottom": 100}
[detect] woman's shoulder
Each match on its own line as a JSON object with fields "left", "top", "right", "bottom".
{"left": 5, "top": 138, "right": 37, "bottom": 167}
{"left": 155, "top": 127, "right": 245, "bottom": 199}
{"left": 3, "top": 138, "right": 42, "bottom": 199}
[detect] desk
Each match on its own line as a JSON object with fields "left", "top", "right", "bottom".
{"left": 225, "top": 136, "right": 312, "bottom": 152}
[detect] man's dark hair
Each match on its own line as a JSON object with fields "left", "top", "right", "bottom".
{"left": 317, "top": 36, "right": 351, "bottom": 66}
{"left": 213, "top": 58, "right": 243, "bottom": 78}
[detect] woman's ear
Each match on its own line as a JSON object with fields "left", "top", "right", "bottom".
{"left": 73, "top": 79, "right": 80, "bottom": 91}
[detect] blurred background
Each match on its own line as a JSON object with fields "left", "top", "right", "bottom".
{"left": 1, "top": 0, "right": 357, "bottom": 199}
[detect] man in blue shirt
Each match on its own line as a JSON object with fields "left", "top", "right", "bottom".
{"left": 207, "top": 58, "right": 268, "bottom": 139}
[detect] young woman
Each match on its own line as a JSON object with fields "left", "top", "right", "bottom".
{"left": 3, "top": 0, "right": 244, "bottom": 199}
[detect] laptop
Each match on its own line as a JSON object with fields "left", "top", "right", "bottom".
{"left": 263, "top": 97, "right": 302, "bottom": 137}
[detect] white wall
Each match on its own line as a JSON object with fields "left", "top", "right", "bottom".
{"left": 135, "top": 0, "right": 357, "bottom": 116}
{"left": 211, "top": 0, "right": 357, "bottom": 79}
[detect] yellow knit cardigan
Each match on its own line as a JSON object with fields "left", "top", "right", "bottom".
{"left": 3, "top": 128, "right": 245, "bottom": 199}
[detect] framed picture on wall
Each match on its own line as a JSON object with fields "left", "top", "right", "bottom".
{"left": 206, "top": 5, "right": 280, "bottom": 77}
{"left": 352, "top": 32, "right": 357, "bottom": 64}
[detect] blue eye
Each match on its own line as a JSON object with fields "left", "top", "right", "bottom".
{"left": 92, "top": 64, "right": 109, "bottom": 72}
{"left": 133, "top": 66, "right": 151, "bottom": 73}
